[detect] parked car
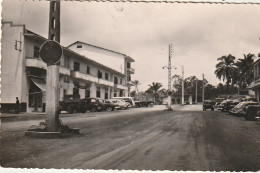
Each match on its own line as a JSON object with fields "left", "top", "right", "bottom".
{"left": 102, "top": 99, "right": 117, "bottom": 111}
{"left": 59, "top": 95, "right": 84, "bottom": 114}
{"left": 110, "top": 99, "right": 128, "bottom": 110}
{"left": 135, "top": 101, "right": 154, "bottom": 107}
{"left": 245, "top": 105, "right": 260, "bottom": 121}
{"left": 223, "top": 99, "right": 240, "bottom": 112}
{"left": 80, "top": 98, "right": 106, "bottom": 112}
{"left": 203, "top": 100, "right": 215, "bottom": 111}
{"left": 229, "top": 101, "right": 259, "bottom": 116}
{"left": 112, "top": 97, "right": 135, "bottom": 107}
{"left": 218, "top": 100, "right": 229, "bottom": 111}
{"left": 215, "top": 97, "right": 225, "bottom": 108}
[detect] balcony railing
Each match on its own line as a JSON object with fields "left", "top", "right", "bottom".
{"left": 98, "top": 78, "right": 114, "bottom": 87}
{"left": 114, "top": 84, "right": 128, "bottom": 90}
{"left": 26, "top": 57, "right": 71, "bottom": 76}
{"left": 26, "top": 57, "right": 46, "bottom": 69}
{"left": 71, "top": 71, "right": 98, "bottom": 83}
{"left": 127, "top": 67, "right": 135, "bottom": 74}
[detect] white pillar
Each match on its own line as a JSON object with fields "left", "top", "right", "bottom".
{"left": 45, "top": 65, "right": 60, "bottom": 132}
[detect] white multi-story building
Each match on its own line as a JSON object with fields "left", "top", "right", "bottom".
{"left": 248, "top": 58, "right": 260, "bottom": 101}
{"left": 0, "top": 21, "right": 135, "bottom": 113}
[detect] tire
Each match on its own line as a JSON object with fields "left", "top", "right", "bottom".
{"left": 245, "top": 109, "right": 256, "bottom": 121}
{"left": 67, "top": 106, "right": 73, "bottom": 114}
{"left": 81, "top": 108, "right": 86, "bottom": 113}
{"left": 91, "top": 107, "right": 97, "bottom": 112}
{"left": 107, "top": 107, "right": 113, "bottom": 111}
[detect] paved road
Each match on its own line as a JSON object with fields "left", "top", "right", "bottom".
{"left": 1, "top": 105, "right": 259, "bottom": 171}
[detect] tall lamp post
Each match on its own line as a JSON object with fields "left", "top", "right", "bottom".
{"left": 202, "top": 73, "right": 205, "bottom": 103}
{"left": 181, "top": 65, "right": 184, "bottom": 105}
{"left": 162, "top": 44, "right": 176, "bottom": 110}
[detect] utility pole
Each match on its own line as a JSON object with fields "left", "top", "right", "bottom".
{"left": 202, "top": 73, "right": 205, "bottom": 103}
{"left": 45, "top": 1, "right": 61, "bottom": 132}
{"left": 167, "top": 44, "right": 173, "bottom": 110}
{"left": 195, "top": 80, "right": 197, "bottom": 104}
{"left": 181, "top": 65, "right": 184, "bottom": 105}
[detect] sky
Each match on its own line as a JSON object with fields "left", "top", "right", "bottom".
{"left": 2, "top": 0, "right": 260, "bottom": 91}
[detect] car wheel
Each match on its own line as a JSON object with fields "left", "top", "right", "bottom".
{"left": 91, "top": 107, "right": 97, "bottom": 112}
{"left": 107, "top": 107, "right": 113, "bottom": 111}
{"left": 67, "top": 106, "right": 73, "bottom": 114}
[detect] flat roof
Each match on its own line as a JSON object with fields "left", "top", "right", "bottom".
{"left": 67, "top": 41, "right": 135, "bottom": 62}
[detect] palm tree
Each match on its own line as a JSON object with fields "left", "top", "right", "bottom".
{"left": 145, "top": 82, "right": 163, "bottom": 104}
{"left": 215, "top": 54, "right": 237, "bottom": 93}
{"left": 132, "top": 80, "right": 141, "bottom": 93}
{"left": 235, "top": 53, "right": 255, "bottom": 93}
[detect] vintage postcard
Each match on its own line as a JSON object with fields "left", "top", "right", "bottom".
{"left": 1, "top": 0, "right": 260, "bottom": 173}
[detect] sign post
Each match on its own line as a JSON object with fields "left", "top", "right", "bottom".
{"left": 39, "top": 40, "right": 62, "bottom": 131}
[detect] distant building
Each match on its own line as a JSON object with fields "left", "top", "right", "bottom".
{"left": 0, "top": 21, "right": 135, "bottom": 113}
{"left": 248, "top": 58, "right": 260, "bottom": 101}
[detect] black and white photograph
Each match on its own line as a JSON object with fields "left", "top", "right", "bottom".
{"left": 0, "top": 0, "right": 260, "bottom": 172}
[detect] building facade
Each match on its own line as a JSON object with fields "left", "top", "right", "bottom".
{"left": 1, "top": 21, "right": 134, "bottom": 113}
{"left": 248, "top": 58, "right": 260, "bottom": 102}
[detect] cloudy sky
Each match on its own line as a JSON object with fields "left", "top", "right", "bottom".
{"left": 2, "top": 0, "right": 260, "bottom": 91}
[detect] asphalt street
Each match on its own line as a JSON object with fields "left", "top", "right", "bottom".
{"left": 0, "top": 105, "right": 259, "bottom": 171}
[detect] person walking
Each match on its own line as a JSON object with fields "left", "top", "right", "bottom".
{"left": 15, "top": 97, "right": 20, "bottom": 114}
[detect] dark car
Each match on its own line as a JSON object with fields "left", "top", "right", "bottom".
{"left": 80, "top": 98, "right": 106, "bottom": 112}
{"left": 102, "top": 99, "right": 116, "bottom": 111}
{"left": 203, "top": 100, "right": 215, "bottom": 111}
{"left": 229, "top": 101, "right": 258, "bottom": 116}
{"left": 245, "top": 104, "right": 260, "bottom": 121}
{"left": 59, "top": 95, "right": 84, "bottom": 114}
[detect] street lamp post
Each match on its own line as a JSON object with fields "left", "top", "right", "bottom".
{"left": 202, "top": 73, "right": 205, "bottom": 103}
{"left": 162, "top": 44, "right": 176, "bottom": 110}
{"left": 181, "top": 65, "right": 184, "bottom": 105}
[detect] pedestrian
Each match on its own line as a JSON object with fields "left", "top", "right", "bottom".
{"left": 15, "top": 97, "right": 20, "bottom": 114}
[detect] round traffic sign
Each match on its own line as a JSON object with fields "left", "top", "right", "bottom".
{"left": 39, "top": 40, "right": 63, "bottom": 65}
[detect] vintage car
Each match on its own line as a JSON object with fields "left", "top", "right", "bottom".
{"left": 110, "top": 99, "right": 128, "bottom": 110}
{"left": 202, "top": 100, "right": 215, "bottom": 111}
{"left": 223, "top": 99, "right": 240, "bottom": 112}
{"left": 229, "top": 101, "right": 259, "bottom": 116}
{"left": 80, "top": 98, "right": 107, "bottom": 112}
{"left": 244, "top": 105, "right": 260, "bottom": 121}
{"left": 101, "top": 99, "right": 117, "bottom": 111}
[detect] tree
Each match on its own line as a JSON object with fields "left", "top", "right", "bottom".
{"left": 145, "top": 82, "right": 163, "bottom": 104}
{"left": 132, "top": 80, "right": 141, "bottom": 93}
{"left": 215, "top": 54, "right": 237, "bottom": 93}
{"left": 172, "top": 75, "right": 182, "bottom": 92}
{"left": 130, "top": 90, "right": 136, "bottom": 97}
{"left": 235, "top": 53, "right": 255, "bottom": 93}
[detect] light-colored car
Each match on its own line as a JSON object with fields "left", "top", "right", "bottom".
{"left": 110, "top": 99, "right": 128, "bottom": 110}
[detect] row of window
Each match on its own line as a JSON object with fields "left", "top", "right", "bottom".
{"left": 73, "top": 61, "right": 123, "bottom": 84}
{"left": 72, "top": 86, "right": 123, "bottom": 99}
{"left": 33, "top": 46, "right": 125, "bottom": 84}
